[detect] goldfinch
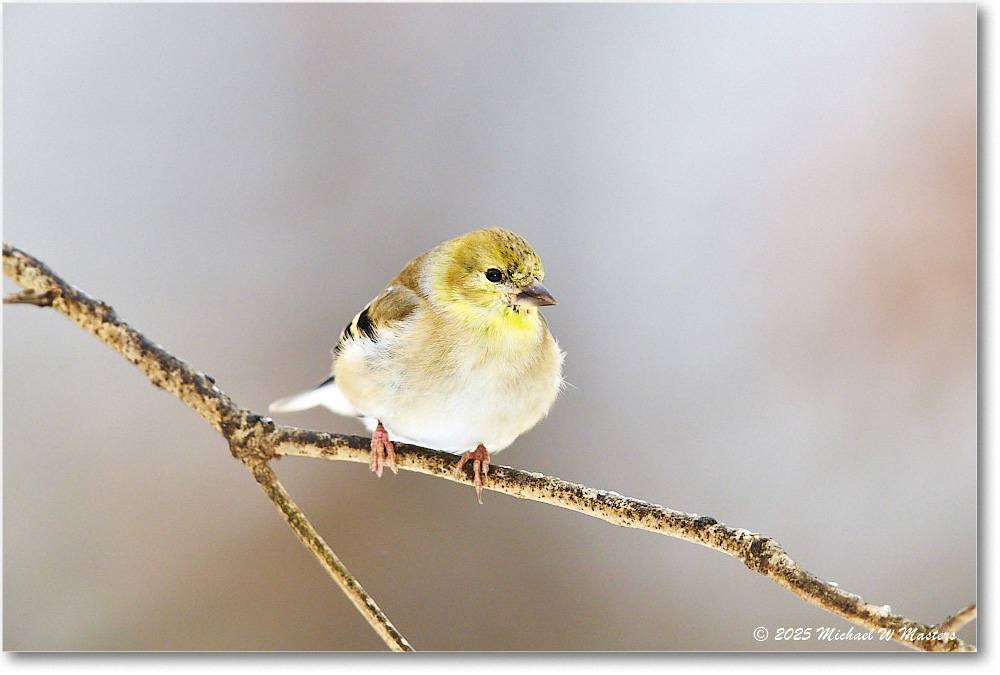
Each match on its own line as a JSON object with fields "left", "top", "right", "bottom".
{"left": 269, "top": 228, "right": 564, "bottom": 503}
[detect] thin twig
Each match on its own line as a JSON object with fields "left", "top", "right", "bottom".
{"left": 3, "top": 241, "right": 976, "bottom": 652}
{"left": 246, "top": 458, "right": 413, "bottom": 651}
{"left": 936, "top": 603, "right": 977, "bottom": 635}
{"left": 2, "top": 242, "right": 412, "bottom": 652}
{"left": 4, "top": 287, "right": 61, "bottom": 306}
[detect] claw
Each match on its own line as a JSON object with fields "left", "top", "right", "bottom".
{"left": 369, "top": 421, "right": 397, "bottom": 477}
{"left": 454, "top": 444, "right": 490, "bottom": 504}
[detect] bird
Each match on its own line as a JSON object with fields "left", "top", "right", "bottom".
{"left": 268, "top": 228, "right": 564, "bottom": 503}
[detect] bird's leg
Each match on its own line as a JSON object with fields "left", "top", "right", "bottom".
{"left": 454, "top": 444, "right": 491, "bottom": 504}
{"left": 369, "top": 421, "right": 397, "bottom": 477}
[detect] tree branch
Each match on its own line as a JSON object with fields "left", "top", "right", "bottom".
{"left": 3, "top": 242, "right": 975, "bottom": 652}
{"left": 3, "top": 242, "right": 412, "bottom": 652}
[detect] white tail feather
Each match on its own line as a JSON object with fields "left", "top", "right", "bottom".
{"left": 268, "top": 378, "right": 358, "bottom": 417}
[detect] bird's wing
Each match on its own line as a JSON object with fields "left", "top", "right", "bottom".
{"left": 333, "top": 280, "right": 423, "bottom": 355}
{"left": 269, "top": 256, "right": 426, "bottom": 417}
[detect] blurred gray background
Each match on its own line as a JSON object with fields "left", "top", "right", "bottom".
{"left": 3, "top": 4, "right": 976, "bottom": 651}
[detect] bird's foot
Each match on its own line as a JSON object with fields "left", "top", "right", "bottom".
{"left": 369, "top": 421, "right": 397, "bottom": 477}
{"left": 454, "top": 444, "right": 490, "bottom": 504}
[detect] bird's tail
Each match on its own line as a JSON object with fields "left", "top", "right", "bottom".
{"left": 268, "top": 374, "right": 358, "bottom": 417}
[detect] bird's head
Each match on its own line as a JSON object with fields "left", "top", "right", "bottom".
{"left": 428, "top": 228, "right": 555, "bottom": 334}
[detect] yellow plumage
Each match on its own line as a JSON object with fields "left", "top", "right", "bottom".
{"left": 269, "top": 228, "right": 564, "bottom": 502}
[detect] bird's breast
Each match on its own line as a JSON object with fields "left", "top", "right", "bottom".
{"left": 335, "top": 318, "right": 562, "bottom": 453}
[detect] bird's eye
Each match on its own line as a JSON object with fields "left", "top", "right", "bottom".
{"left": 485, "top": 268, "right": 503, "bottom": 283}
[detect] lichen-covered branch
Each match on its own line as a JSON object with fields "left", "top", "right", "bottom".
{"left": 3, "top": 242, "right": 413, "bottom": 653}
{"left": 4, "top": 242, "right": 975, "bottom": 652}
{"left": 271, "top": 430, "right": 975, "bottom": 652}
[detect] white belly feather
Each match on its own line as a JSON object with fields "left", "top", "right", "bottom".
{"left": 332, "top": 318, "right": 563, "bottom": 454}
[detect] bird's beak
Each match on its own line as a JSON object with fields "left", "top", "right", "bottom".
{"left": 514, "top": 281, "right": 556, "bottom": 307}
